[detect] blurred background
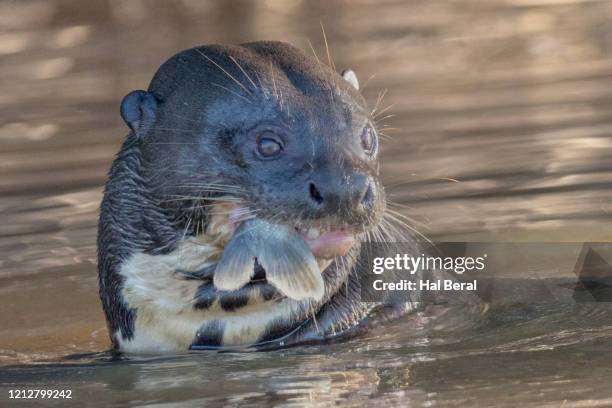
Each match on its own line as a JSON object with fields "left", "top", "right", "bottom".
{"left": 2, "top": 0, "right": 612, "bottom": 405}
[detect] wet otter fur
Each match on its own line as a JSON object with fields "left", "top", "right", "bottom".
{"left": 97, "top": 41, "right": 418, "bottom": 352}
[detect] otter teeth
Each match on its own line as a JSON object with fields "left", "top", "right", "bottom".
{"left": 306, "top": 228, "right": 320, "bottom": 240}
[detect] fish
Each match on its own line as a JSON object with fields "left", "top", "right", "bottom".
{"left": 212, "top": 218, "right": 325, "bottom": 301}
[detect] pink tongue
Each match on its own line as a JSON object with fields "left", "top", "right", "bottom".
{"left": 303, "top": 231, "right": 355, "bottom": 259}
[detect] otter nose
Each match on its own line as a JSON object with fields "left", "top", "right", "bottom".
{"left": 308, "top": 174, "right": 375, "bottom": 214}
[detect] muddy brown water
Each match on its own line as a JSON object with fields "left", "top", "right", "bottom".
{"left": 2, "top": 0, "right": 612, "bottom": 406}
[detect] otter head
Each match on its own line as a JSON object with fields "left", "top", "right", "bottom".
{"left": 119, "top": 42, "right": 385, "bottom": 307}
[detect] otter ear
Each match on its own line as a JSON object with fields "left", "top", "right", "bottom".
{"left": 120, "top": 90, "right": 158, "bottom": 133}
{"left": 341, "top": 69, "right": 359, "bottom": 91}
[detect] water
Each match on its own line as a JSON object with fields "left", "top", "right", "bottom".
{"left": 2, "top": 0, "right": 612, "bottom": 406}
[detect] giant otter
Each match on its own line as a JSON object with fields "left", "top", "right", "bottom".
{"left": 97, "top": 41, "right": 418, "bottom": 352}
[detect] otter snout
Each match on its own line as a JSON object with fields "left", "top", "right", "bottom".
{"left": 307, "top": 171, "right": 378, "bottom": 217}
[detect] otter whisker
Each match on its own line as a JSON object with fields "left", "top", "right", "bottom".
{"left": 169, "top": 187, "right": 240, "bottom": 198}
{"left": 165, "top": 189, "right": 243, "bottom": 197}
{"left": 229, "top": 55, "right": 259, "bottom": 92}
{"left": 360, "top": 73, "right": 377, "bottom": 91}
{"left": 269, "top": 60, "right": 281, "bottom": 109}
{"left": 382, "top": 211, "right": 433, "bottom": 245}
{"left": 372, "top": 222, "right": 399, "bottom": 256}
{"left": 278, "top": 84, "right": 286, "bottom": 115}
{"left": 385, "top": 206, "right": 427, "bottom": 228}
{"left": 380, "top": 177, "right": 421, "bottom": 189}
{"left": 173, "top": 180, "right": 242, "bottom": 186}
{"left": 163, "top": 199, "right": 244, "bottom": 208}
{"left": 306, "top": 38, "right": 321, "bottom": 65}
{"left": 175, "top": 179, "right": 242, "bottom": 186}
{"left": 386, "top": 201, "right": 417, "bottom": 212}
{"left": 194, "top": 193, "right": 244, "bottom": 201}
{"left": 252, "top": 70, "right": 270, "bottom": 99}
{"left": 165, "top": 194, "right": 242, "bottom": 200}
{"left": 319, "top": 21, "right": 336, "bottom": 71}
{"left": 198, "top": 195, "right": 244, "bottom": 203}
{"left": 377, "top": 132, "right": 393, "bottom": 141}
{"left": 380, "top": 220, "right": 400, "bottom": 244}
{"left": 372, "top": 223, "right": 389, "bottom": 246}
{"left": 163, "top": 111, "right": 203, "bottom": 123}
{"left": 195, "top": 49, "right": 255, "bottom": 99}
{"left": 211, "top": 83, "right": 252, "bottom": 103}
{"left": 175, "top": 190, "right": 243, "bottom": 196}
{"left": 174, "top": 182, "right": 244, "bottom": 190}
{"left": 374, "top": 114, "right": 396, "bottom": 123}
{"left": 377, "top": 126, "right": 401, "bottom": 132}
{"left": 370, "top": 89, "right": 388, "bottom": 117}
{"left": 372, "top": 103, "right": 395, "bottom": 119}
{"left": 171, "top": 191, "right": 243, "bottom": 198}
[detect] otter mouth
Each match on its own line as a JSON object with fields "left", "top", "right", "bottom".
{"left": 206, "top": 207, "right": 360, "bottom": 302}
{"left": 228, "top": 207, "right": 359, "bottom": 258}
{"left": 294, "top": 225, "right": 356, "bottom": 260}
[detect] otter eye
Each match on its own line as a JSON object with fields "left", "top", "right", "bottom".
{"left": 256, "top": 133, "right": 283, "bottom": 158}
{"left": 361, "top": 125, "right": 378, "bottom": 156}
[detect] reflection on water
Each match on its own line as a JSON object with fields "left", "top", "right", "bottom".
{"left": 1, "top": 0, "right": 612, "bottom": 406}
